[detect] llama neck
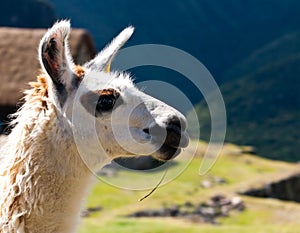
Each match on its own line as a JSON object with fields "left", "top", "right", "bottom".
{"left": 0, "top": 102, "right": 95, "bottom": 233}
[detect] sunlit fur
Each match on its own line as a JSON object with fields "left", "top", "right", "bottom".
{"left": 0, "top": 21, "right": 188, "bottom": 233}
{"left": 0, "top": 66, "right": 87, "bottom": 232}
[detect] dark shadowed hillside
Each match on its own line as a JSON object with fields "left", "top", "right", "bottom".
{"left": 0, "top": 0, "right": 56, "bottom": 28}
{"left": 191, "top": 32, "right": 300, "bottom": 161}
{"left": 50, "top": 0, "right": 300, "bottom": 83}
{"left": 223, "top": 31, "right": 300, "bottom": 82}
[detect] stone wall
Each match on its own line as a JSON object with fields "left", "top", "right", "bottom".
{"left": 242, "top": 173, "right": 300, "bottom": 202}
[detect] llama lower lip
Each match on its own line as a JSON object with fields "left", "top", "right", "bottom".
{"left": 154, "top": 144, "right": 182, "bottom": 161}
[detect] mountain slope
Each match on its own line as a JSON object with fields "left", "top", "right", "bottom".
{"left": 223, "top": 31, "right": 300, "bottom": 81}
{"left": 224, "top": 58, "right": 299, "bottom": 161}
{"left": 50, "top": 0, "right": 300, "bottom": 84}
{"left": 78, "top": 141, "right": 300, "bottom": 233}
{"left": 0, "top": 0, "right": 55, "bottom": 28}
{"left": 191, "top": 34, "right": 300, "bottom": 161}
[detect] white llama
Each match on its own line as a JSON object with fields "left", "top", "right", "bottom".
{"left": 0, "top": 21, "right": 189, "bottom": 233}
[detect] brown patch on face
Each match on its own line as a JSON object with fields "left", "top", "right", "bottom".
{"left": 73, "top": 65, "right": 85, "bottom": 79}
{"left": 96, "top": 88, "right": 120, "bottom": 99}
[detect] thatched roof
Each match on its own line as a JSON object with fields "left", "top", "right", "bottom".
{"left": 0, "top": 27, "right": 96, "bottom": 106}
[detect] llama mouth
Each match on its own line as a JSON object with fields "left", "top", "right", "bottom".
{"left": 143, "top": 124, "right": 189, "bottom": 161}
{"left": 155, "top": 144, "right": 182, "bottom": 161}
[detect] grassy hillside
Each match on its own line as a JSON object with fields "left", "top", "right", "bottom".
{"left": 78, "top": 142, "right": 300, "bottom": 232}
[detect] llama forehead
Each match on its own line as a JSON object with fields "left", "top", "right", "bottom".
{"left": 76, "top": 69, "right": 141, "bottom": 115}
{"left": 83, "top": 70, "right": 134, "bottom": 92}
{"left": 79, "top": 69, "right": 177, "bottom": 109}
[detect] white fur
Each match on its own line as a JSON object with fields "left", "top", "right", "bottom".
{"left": 84, "top": 26, "right": 134, "bottom": 71}
{"left": 0, "top": 21, "right": 188, "bottom": 233}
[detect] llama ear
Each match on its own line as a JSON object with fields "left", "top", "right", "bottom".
{"left": 84, "top": 26, "right": 134, "bottom": 72}
{"left": 39, "top": 20, "right": 75, "bottom": 102}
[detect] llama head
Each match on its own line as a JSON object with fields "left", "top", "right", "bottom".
{"left": 39, "top": 21, "right": 189, "bottom": 169}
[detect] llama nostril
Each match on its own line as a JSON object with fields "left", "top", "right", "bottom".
{"left": 143, "top": 128, "right": 150, "bottom": 134}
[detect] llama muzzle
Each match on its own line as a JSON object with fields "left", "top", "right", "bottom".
{"left": 143, "top": 117, "right": 189, "bottom": 161}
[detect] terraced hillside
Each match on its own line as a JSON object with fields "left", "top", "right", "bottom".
{"left": 76, "top": 141, "right": 300, "bottom": 233}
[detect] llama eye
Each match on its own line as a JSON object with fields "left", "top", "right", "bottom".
{"left": 80, "top": 89, "right": 121, "bottom": 117}
{"left": 96, "top": 95, "right": 116, "bottom": 112}
{"left": 95, "top": 88, "right": 121, "bottom": 114}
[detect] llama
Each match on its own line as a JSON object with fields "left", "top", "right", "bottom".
{"left": 0, "top": 21, "right": 189, "bottom": 233}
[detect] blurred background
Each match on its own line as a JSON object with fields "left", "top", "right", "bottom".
{"left": 0, "top": 0, "right": 299, "bottom": 232}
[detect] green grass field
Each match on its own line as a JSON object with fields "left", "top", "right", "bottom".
{"left": 78, "top": 142, "right": 300, "bottom": 233}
